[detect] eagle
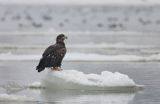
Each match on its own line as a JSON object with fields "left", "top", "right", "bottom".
{"left": 36, "top": 34, "right": 67, "bottom": 72}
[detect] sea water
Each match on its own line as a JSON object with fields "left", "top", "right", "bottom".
{"left": 0, "top": 61, "right": 160, "bottom": 104}
{"left": 0, "top": 4, "right": 160, "bottom": 104}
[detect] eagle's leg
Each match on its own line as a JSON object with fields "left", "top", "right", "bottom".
{"left": 50, "top": 67, "right": 56, "bottom": 70}
{"left": 51, "top": 67, "right": 63, "bottom": 71}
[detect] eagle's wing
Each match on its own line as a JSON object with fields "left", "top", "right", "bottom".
{"left": 36, "top": 44, "right": 57, "bottom": 72}
{"left": 42, "top": 44, "right": 57, "bottom": 57}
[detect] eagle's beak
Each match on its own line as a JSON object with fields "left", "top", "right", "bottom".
{"left": 64, "top": 36, "right": 68, "bottom": 39}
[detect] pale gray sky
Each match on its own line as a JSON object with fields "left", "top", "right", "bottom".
{"left": 0, "top": 0, "right": 160, "bottom": 5}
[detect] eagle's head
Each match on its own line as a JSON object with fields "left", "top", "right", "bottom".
{"left": 56, "top": 34, "right": 67, "bottom": 43}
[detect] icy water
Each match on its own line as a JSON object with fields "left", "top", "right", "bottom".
{"left": 0, "top": 61, "right": 160, "bottom": 104}
{"left": 0, "top": 30, "right": 160, "bottom": 104}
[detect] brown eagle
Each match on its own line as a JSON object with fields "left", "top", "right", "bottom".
{"left": 36, "top": 34, "right": 67, "bottom": 72}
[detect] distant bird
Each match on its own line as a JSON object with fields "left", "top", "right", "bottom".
{"left": 36, "top": 34, "right": 67, "bottom": 72}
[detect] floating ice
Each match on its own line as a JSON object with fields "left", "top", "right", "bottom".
{"left": 38, "top": 70, "right": 143, "bottom": 91}
{"left": 0, "top": 52, "right": 160, "bottom": 62}
{"left": 0, "top": 94, "right": 34, "bottom": 101}
{"left": 28, "top": 81, "right": 45, "bottom": 89}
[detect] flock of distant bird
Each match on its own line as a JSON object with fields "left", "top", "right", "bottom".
{"left": 0, "top": 5, "right": 160, "bottom": 31}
